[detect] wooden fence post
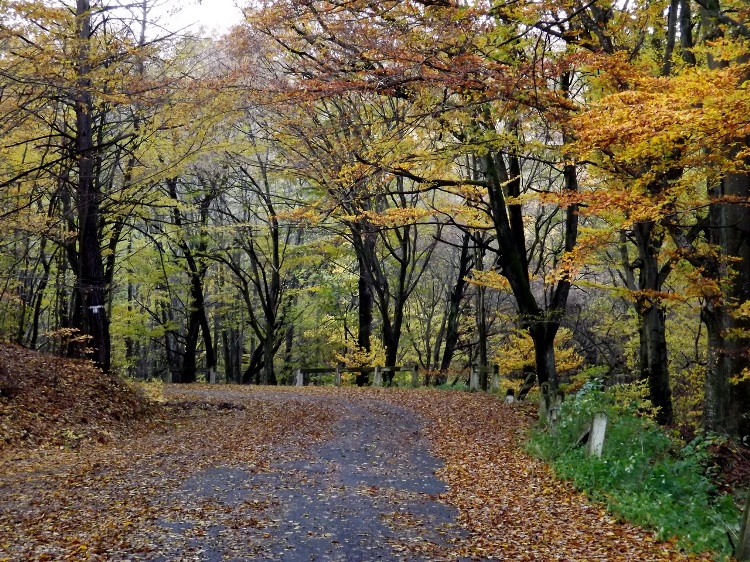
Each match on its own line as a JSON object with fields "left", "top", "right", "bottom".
{"left": 335, "top": 365, "right": 341, "bottom": 387}
{"left": 295, "top": 368, "right": 303, "bottom": 387}
{"left": 587, "top": 411, "right": 608, "bottom": 458}
{"left": 411, "top": 363, "right": 419, "bottom": 388}
{"left": 373, "top": 366, "right": 382, "bottom": 387}
{"left": 549, "top": 406, "right": 560, "bottom": 432}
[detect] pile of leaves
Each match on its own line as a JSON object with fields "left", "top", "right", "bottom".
{"left": 709, "top": 438, "right": 750, "bottom": 496}
{"left": 0, "top": 343, "right": 157, "bottom": 450}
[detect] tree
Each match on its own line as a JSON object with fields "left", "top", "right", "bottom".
{"left": 0, "top": 1, "right": 216, "bottom": 371}
{"left": 262, "top": 92, "right": 441, "bottom": 378}
{"left": 571, "top": 0, "right": 750, "bottom": 428}
{"left": 164, "top": 176, "right": 218, "bottom": 383}
{"left": 247, "top": 0, "right": 583, "bottom": 394}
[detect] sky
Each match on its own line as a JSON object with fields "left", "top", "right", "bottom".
{"left": 157, "top": 0, "right": 245, "bottom": 36}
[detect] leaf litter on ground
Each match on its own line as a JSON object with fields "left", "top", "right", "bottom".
{"left": 0, "top": 346, "right": 716, "bottom": 560}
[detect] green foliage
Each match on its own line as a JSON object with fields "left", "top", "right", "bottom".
{"left": 528, "top": 385, "right": 739, "bottom": 557}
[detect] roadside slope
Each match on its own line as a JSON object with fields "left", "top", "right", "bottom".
{"left": 0, "top": 343, "right": 155, "bottom": 450}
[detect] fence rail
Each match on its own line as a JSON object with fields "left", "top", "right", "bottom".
{"left": 294, "top": 365, "right": 419, "bottom": 387}
{"left": 294, "top": 363, "right": 505, "bottom": 390}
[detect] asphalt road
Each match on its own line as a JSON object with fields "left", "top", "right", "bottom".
{"left": 146, "top": 392, "right": 465, "bottom": 561}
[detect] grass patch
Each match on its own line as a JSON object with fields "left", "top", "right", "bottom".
{"left": 527, "top": 381, "right": 739, "bottom": 558}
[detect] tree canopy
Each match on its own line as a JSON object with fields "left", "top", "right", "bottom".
{"left": 2, "top": 0, "right": 750, "bottom": 436}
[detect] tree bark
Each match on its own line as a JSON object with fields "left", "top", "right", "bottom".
{"left": 440, "top": 232, "right": 473, "bottom": 372}
{"left": 703, "top": 170, "right": 750, "bottom": 435}
{"left": 632, "top": 221, "right": 674, "bottom": 425}
{"left": 355, "top": 263, "right": 374, "bottom": 386}
{"left": 74, "top": 0, "right": 110, "bottom": 372}
{"left": 698, "top": 4, "right": 750, "bottom": 435}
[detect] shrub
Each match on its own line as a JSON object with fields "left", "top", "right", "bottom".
{"left": 527, "top": 383, "right": 739, "bottom": 558}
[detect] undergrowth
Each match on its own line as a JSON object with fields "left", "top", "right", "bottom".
{"left": 527, "top": 380, "right": 739, "bottom": 559}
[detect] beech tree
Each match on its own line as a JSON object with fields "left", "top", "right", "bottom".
{"left": 0, "top": 1, "right": 216, "bottom": 371}
{"left": 0, "top": 1, "right": 145, "bottom": 370}
{"left": 260, "top": 92, "right": 441, "bottom": 376}
{"left": 571, "top": 0, "right": 750, "bottom": 429}
{"left": 246, "top": 0, "right": 583, "bottom": 394}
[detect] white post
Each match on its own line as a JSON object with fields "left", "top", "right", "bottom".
{"left": 209, "top": 367, "right": 216, "bottom": 384}
{"left": 295, "top": 368, "right": 303, "bottom": 387}
{"left": 490, "top": 365, "right": 500, "bottom": 392}
{"left": 373, "top": 366, "right": 382, "bottom": 387}
{"left": 587, "top": 411, "right": 608, "bottom": 458}
{"left": 538, "top": 382, "right": 550, "bottom": 423}
{"left": 549, "top": 406, "right": 560, "bottom": 432}
{"left": 335, "top": 366, "right": 341, "bottom": 387}
{"left": 469, "top": 366, "right": 480, "bottom": 391}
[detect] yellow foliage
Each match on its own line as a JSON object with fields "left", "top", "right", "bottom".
{"left": 333, "top": 342, "right": 386, "bottom": 369}
{"left": 304, "top": 315, "right": 386, "bottom": 368}
{"left": 469, "top": 269, "right": 511, "bottom": 292}
{"left": 735, "top": 301, "right": 750, "bottom": 319}
{"left": 610, "top": 379, "right": 659, "bottom": 421}
{"left": 672, "top": 364, "right": 706, "bottom": 430}
{"left": 352, "top": 208, "right": 434, "bottom": 228}
{"left": 730, "top": 368, "right": 750, "bottom": 386}
{"left": 275, "top": 206, "right": 324, "bottom": 225}
{"left": 494, "top": 328, "right": 583, "bottom": 376}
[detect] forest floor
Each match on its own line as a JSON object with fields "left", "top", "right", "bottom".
{"left": 0, "top": 345, "right": 720, "bottom": 560}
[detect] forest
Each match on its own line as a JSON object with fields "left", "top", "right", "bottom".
{"left": 1, "top": 0, "right": 749, "bottom": 438}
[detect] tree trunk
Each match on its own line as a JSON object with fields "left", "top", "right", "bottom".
{"left": 357, "top": 266, "right": 373, "bottom": 353}
{"left": 74, "top": 0, "right": 110, "bottom": 372}
{"left": 481, "top": 148, "right": 562, "bottom": 395}
{"left": 356, "top": 246, "right": 374, "bottom": 387}
{"left": 702, "top": 302, "right": 731, "bottom": 432}
{"left": 223, "top": 328, "right": 242, "bottom": 384}
{"left": 632, "top": 221, "right": 674, "bottom": 425}
{"left": 30, "top": 248, "right": 52, "bottom": 350}
{"left": 529, "top": 322, "right": 558, "bottom": 394}
{"left": 703, "top": 170, "right": 750, "bottom": 435}
{"left": 638, "top": 300, "right": 673, "bottom": 425}
{"left": 694, "top": 5, "right": 750, "bottom": 436}
{"left": 182, "top": 309, "right": 201, "bottom": 384}
{"left": 261, "top": 317, "right": 277, "bottom": 385}
{"left": 440, "top": 233, "right": 472, "bottom": 373}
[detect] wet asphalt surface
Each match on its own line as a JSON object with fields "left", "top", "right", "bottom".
{"left": 146, "top": 394, "right": 464, "bottom": 561}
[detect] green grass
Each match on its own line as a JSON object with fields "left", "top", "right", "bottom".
{"left": 526, "top": 384, "right": 739, "bottom": 558}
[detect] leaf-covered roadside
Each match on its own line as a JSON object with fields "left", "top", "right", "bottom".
{"left": 0, "top": 367, "right": 716, "bottom": 561}
{"left": 383, "top": 390, "right": 714, "bottom": 561}
{"left": 0, "top": 385, "right": 341, "bottom": 560}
